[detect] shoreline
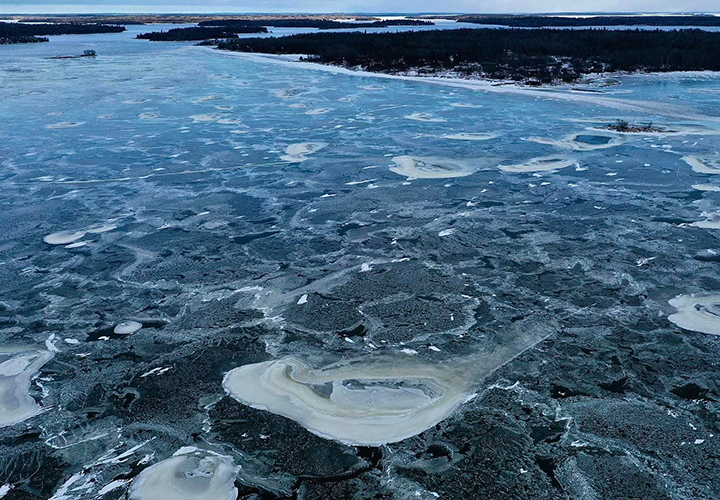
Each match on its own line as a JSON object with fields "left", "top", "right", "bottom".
{"left": 204, "top": 47, "right": 720, "bottom": 122}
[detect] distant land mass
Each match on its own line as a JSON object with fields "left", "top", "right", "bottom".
{"left": 0, "top": 22, "right": 125, "bottom": 44}
{"left": 457, "top": 14, "right": 720, "bottom": 27}
{"left": 215, "top": 28, "right": 720, "bottom": 84}
{"left": 198, "top": 18, "right": 433, "bottom": 29}
{"left": 137, "top": 26, "right": 267, "bottom": 41}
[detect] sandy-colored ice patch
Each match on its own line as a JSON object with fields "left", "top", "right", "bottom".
{"left": 129, "top": 448, "right": 237, "bottom": 500}
{"left": 669, "top": 294, "right": 720, "bottom": 335}
{"left": 0, "top": 347, "right": 54, "bottom": 428}
{"left": 499, "top": 155, "right": 577, "bottom": 173}
{"left": 405, "top": 112, "right": 446, "bottom": 123}
{"left": 527, "top": 132, "right": 623, "bottom": 151}
{"left": 223, "top": 356, "right": 474, "bottom": 446}
{"left": 281, "top": 142, "right": 327, "bottom": 162}
{"left": 390, "top": 156, "right": 484, "bottom": 179}
{"left": 442, "top": 132, "right": 497, "bottom": 141}
{"left": 683, "top": 155, "right": 720, "bottom": 174}
{"left": 45, "top": 122, "right": 84, "bottom": 130}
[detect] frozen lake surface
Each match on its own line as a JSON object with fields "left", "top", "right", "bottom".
{"left": 2, "top": 26, "right": 720, "bottom": 500}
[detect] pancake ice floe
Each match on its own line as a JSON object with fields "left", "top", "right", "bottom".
{"left": 0, "top": 347, "right": 54, "bottom": 428}
{"left": 114, "top": 321, "right": 143, "bottom": 335}
{"left": 405, "top": 112, "right": 446, "bottom": 122}
{"left": 668, "top": 294, "right": 720, "bottom": 335}
{"left": 499, "top": 155, "right": 577, "bottom": 173}
{"left": 442, "top": 133, "right": 497, "bottom": 141}
{"left": 390, "top": 156, "right": 489, "bottom": 179}
{"left": 129, "top": 448, "right": 237, "bottom": 500}
{"left": 527, "top": 132, "right": 623, "bottom": 151}
{"left": 281, "top": 142, "right": 327, "bottom": 162}
{"left": 43, "top": 223, "right": 117, "bottom": 246}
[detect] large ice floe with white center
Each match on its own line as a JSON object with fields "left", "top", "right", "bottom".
{"left": 129, "top": 448, "right": 238, "bottom": 500}
{"left": 280, "top": 142, "right": 327, "bottom": 162}
{"left": 390, "top": 156, "right": 492, "bottom": 179}
{"left": 0, "top": 347, "right": 54, "bottom": 428}
{"left": 668, "top": 294, "right": 720, "bottom": 335}
{"left": 223, "top": 325, "right": 552, "bottom": 446}
{"left": 499, "top": 155, "right": 578, "bottom": 173}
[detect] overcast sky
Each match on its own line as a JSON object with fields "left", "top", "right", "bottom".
{"left": 1, "top": 0, "right": 718, "bottom": 14}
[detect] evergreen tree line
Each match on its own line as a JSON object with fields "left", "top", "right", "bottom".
{"left": 216, "top": 28, "right": 720, "bottom": 83}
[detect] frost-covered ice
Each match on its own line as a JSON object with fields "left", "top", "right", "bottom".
{"left": 499, "top": 155, "right": 577, "bottom": 173}
{"left": 129, "top": 449, "right": 237, "bottom": 500}
{"left": 0, "top": 347, "right": 53, "bottom": 428}
{"left": 281, "top": 142, "right": 327, "bottom": 162}
{"left": 668, "top": 294, "right": 720, "bottom": 335}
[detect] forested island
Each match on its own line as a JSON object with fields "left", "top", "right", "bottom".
{"left": 0, "top": 22, "right": 125, "bottom": 44}
{"left": 137, "top": 26, "right": 267, "bottom": 42}
{"left": 215, "top": 28, "right": 720, "bottom": 84}
{"left": 198, "top": 18, "right": 434, "bottom": 29}
{"left": 458, "top": 14, "right": 720, "bottom": 27}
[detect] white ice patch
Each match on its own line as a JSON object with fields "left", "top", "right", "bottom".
{"left": 690, "top": 212, "right": 720, "bottom": 229}
{"left": 499, "top": 155, "right": 577, "bottom": 173}
{"left": 683, "top": 155, "right": 720, "bottom": 174}
{"left": 526, "top": 132, "right": 623, "bottom": 151}
{"left": 45, "top": 122, "right": 84, "bottom": 130}
{"left": 441, "top": 132, "right": 497, "bottom": 141}
{"left": 390, "top": 156, "right": 484, "bottom": 179}
{"left": 129, "top": 450, "right": 237, "bottom": 500}
{"left": 43, "top": 223, "right": 116, "bottom": 246}
{"left": 114, "top": 321, "right": 143, "bottom": 335}
{"left": 692, "top": 184, "right": 720, "bottom": 192}
{"left": 305, "top": 108, "right": 331, "bottom": 115}
{"left": 0, "top": 347, "right": 54, "bottom": 428}
{"left": 280, "top": 142, "right": 327, "bottom": 162}
{"left": 668, "top": 294, "right": 720, "bottom": 335}
{"left": 405, "top": 112, "right": 446, "bottom": 123}
{"left": 297, "top": 294, "right": 308, "bottom": 305}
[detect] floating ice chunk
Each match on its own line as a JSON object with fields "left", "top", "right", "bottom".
{"left": 0, "top": 347, "right": 54, "bottom": 428}
{"left": 139, "top": 112, "right": 159, "bottom": 120}
{"left": 114, "top": 321, "right": 142, "bottom": 335}
{"left": 692, "top": 184, "right": 720, "bottom": 192}
{"left": 669, "top": 294, "right": 720, "bottom": 335}
{"left": 441, "top": 133, "right": 497, "bottom": 141}
{"left": 305, "top": 108, "right": 331, "bottom": 115}
{"left": 690, "top": 212, "right": 720, "bottom": 229}
{"left": 223, "top": 356, "right": 474, "bottom": 446}
{"left": 65, "top": 242, "right": 87, "bottom": 249}
{"left": 526, "top": 132, "right": 623, "bottom": 151}
{"left": 499, "top": 155, "right": 577, "bottom": 173}
{"left": 43, "top": 231, "right": 86, "bottom": 245}
{"left": 449, "top": 102, "right": 483, "bottom": 108}
{"left": 45, "top": 122, "right": 84, "bottom": 130}
{"left": 297, "top": 294, "right": 308, "bottom": 305}
{"left": 405, "top": 112, "right": 446, "bottom": 123}
{"left": 360, "top": 263, "right": 372, "bottom": 272}
{"left": 281, "top": 142, "right": 327, "bottom": 162}
{"left": 190, "top": 113, "right": 224, "bottom": 123}
{"left": 438, "top": 228, "right": 455, "bottom": 237}
{"left": 390, "top": 156, "right": 483, "bottom": 179}
{"left": 683, "top": 156, "right": 720, "bottom": 174}
{"left": 129, "top": 449, "right": 237, "bottom": 500}
{"left": 86, "top": 224, "right": 117, "bottom": 234}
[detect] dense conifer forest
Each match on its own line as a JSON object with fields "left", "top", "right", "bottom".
{"left": 137, "top": 26, "right": 267, "bottom": 41}
{"left": 198, "top": 18, "right": 433, "bottom": 29}
{"left": 216, "top": 28, "right": 720, "bottom": 83}
{"left": 459, "top": 15, "right": 720, "bottom": 27}
{"left": 0, "top": 22, "right": 124, "bottom": 44}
